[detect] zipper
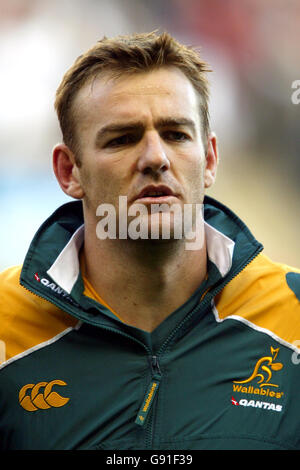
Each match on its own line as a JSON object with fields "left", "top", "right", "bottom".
{"left": 135, "top": 355, "right": 162, "bottom": 428}
{"left": 137, "top": 246, "right": 263, "bottom": 447}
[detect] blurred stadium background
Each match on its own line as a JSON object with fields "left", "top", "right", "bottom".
{"left": 0, "top": 0, "right": 299, "bottom": 271}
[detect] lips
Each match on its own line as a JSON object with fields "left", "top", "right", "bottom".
{"left": 135, "top": 185, "right": 175, "bottom": 200}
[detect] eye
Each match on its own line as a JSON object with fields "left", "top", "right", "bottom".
{"left": 105, "top": 134, "right": 137, "bottom": 148}
{"left": 163, "top": 131, "right": 190, "bottom": 142}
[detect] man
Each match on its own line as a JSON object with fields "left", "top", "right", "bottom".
{"left": 0, "top": 31, "right": 300, "bottom": 450}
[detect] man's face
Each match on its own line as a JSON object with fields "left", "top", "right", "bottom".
{"left": 71, "top": 66, "right": 217, "bottom": 239}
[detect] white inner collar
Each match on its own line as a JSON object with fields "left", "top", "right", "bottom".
{"left": 47, "top": 224, "right": 84, "bottom": 294}
{"left": 204, "top": 221, "right": 235, "bottom": 277}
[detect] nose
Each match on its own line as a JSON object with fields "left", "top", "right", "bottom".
{"left": 137, "top": 132, "right": 170, "bottom": 175}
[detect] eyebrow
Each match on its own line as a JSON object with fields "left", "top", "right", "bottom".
{"left": 95, "top": 117, "right": 197, "bottom": 145}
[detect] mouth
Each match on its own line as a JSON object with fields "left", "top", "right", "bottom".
{"left": 134, "top": 185, "right": 177, "bottom": 203}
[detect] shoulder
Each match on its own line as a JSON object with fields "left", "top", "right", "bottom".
{"left": 0, "top": 265, "right": 77, "bottom": 365}
{"left": 214, "top": 253, "right": 300, "bottom": 350}
{"left": 0, "top": 265, "right": 28, "bottom": 317}
{"left": 0, "top": 264, "right": 22, "bottom": 287}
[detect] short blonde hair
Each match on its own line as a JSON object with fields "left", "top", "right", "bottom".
{"left": 55, "top": 31, "right": 212, "bottom": 162}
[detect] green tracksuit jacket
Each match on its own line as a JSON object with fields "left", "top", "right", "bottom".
{"left": 0, "top": 196, "right": 300, "bottom": 450}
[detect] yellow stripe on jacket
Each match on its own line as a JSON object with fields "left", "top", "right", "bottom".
{"left": 214, "top": 253, "right": 300, "bottom": 349}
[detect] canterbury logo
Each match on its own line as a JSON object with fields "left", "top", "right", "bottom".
{"left": 19, "top": 380, "right": 69, "bottom": 412}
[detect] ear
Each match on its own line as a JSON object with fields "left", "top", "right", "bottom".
{"left": 204, "top": 132, "right": 219, "bottom": 189}
{"left": 52, "top": 143, "right": 85, "bottom": 199}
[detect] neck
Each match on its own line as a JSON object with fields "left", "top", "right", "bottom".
{"left": 83, "top": 229, "right": 207, "bottom": 333}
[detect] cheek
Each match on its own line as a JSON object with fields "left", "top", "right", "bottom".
{"left": 82, "top": 163, "right": 125, "bottom": 206}
{"left": 175, "top": 151, "right": 206, "bottom": 184}
{"left": 179, "top": 155, "right": 207, "bottom": 204}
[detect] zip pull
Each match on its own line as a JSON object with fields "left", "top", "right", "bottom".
{"left": 150, "top": 355, "right": 162, "bottom": 378}
{"left": 135, "top": 356, "right": 162, "bottom": 426}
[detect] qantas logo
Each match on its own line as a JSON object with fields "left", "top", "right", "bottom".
{"left": 34, "top": 273, "right": 69, "bottom": 296}
{"left": 34, "top": 274, "right": 79, "bottom": 306}
{"left": 231, "top": 396, "right": 282, "bottom": 412}
{"left": 19, "top": 380, "right": 70, "bottom": 412}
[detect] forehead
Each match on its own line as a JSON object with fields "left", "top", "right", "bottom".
{"left": 73, "top": 67, "right": 201, "bottom": 128}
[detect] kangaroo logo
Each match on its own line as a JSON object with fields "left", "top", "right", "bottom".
{"left": 234, "top": 347, "right": 283, "bottom": 388}
{"left": 19, "top": 380, "right": 69, "bottom": 411}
